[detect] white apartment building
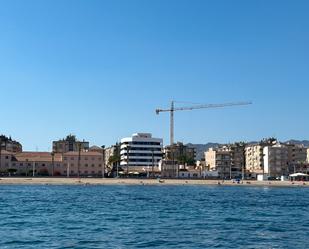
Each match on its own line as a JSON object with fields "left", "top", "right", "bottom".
{"left": 120, "top": 133, "right": 163, "bottom": 172}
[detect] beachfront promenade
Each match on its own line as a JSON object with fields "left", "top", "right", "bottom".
{"left": 0, "top": 177, "right": 308, "bottom": 187}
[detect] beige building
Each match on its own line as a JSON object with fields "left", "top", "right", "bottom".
{"left": 0, "top": 150, "right": 14, "bottom": 174}
{"left": 0, "top": 150, "right": 104, "bottom": 177}
{"left": 245, "top": 144, "right": 264, "bottom": 176}
{"left": 159, "top": 160, "right": 178, "bottom": 178}
{"left": 0, "top": 135, "right": 22, "bottom": 153}
{"left": 52, "top": 135, "right": 89, "bottom": 153}
{"left": 12, "top": 152, "right": 63, "bottom": 176}
{"left": 164, "top": 142, "right": 196, "bottom": 166}
{"left": 103, "top": 144, "right": 120, "bottom": 169}
{"left": 245, "top": 138, "right": 278, "bottom": 178}
{"left": 205, "top": 143, "right": 245, "bottom": 179}
{"left": 205, "top": 147, "right": 231, "bottom": 179}
{"left": 62, "top": 151, "right": 103, "bottom": 177}
{"left": 286, "top": 143, "right": 307, "bottom": 165}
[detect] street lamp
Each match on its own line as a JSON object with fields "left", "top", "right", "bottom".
{"left": 32, "top": 161, "right": 35, "bottom": 177}
{"left": 126, "top": 145, "right": 130, "bottom": 176}
{"left": 101, "top": 145, "right": 105, "bottom": 178}
{"left": 77, "top": 142, "right": 81, "bottom": 178}
{"left": 51, "top": 151, "right": 55, "bottom": 177}
{"left": 151, "top": 148, "right": 155, "bottom": 178}
{"left": 0, "top": 139, "right": 2, "bottom": 174}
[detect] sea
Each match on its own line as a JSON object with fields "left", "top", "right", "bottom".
{"left": 0, "top": 185, "right": 308, "bottom": 249}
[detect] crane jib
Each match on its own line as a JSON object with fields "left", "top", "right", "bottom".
{"left": 155, "top": 101, "right": 252, "bottom": 145}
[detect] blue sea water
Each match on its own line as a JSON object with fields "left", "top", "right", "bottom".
{"left": 0, "top": 185, "right": 308, "bottom": 249}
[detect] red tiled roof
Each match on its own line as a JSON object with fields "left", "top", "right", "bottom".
{"left": 14, "top": 152, "right": 62, "bottom": 162}
{"left": 63, "top": 151, "right": 102, "bottom": 156}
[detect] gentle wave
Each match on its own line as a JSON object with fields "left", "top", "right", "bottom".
{"left": 0, "top": 185, "right": 308, "bottom": 248}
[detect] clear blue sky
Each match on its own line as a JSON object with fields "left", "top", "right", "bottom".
{"left": 0, "top": 0, "right": 308, "bottom": 151}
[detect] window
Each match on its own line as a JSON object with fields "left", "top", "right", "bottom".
{"left": 85, "top": 157, "right": 88, "bottom": 160}
{"left": 64, "top": 157, "right": 67, "bottom": 160}
{"left": 91, "top": 164, "right": 95, "bottom": 167}
{"left": 84, "top": 171, "right": 88, "bottom": 174}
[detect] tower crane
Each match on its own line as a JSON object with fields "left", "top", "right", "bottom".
{"left": 156, "top": 101, "right": 252, "bottom": 145}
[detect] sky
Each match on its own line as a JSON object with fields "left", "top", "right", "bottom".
{"left": 0, "top": 0, "right": 308, "bottom": 151}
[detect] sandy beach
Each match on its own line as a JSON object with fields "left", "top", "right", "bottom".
{"left": 0, "top": 177, "right": 308, "bottom": 187}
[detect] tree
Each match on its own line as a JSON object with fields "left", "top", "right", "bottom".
{"left": 7, "top": 168, "right": 17, "bottom": 176}
{"left": 108, "top": 154, "right": 121, "bottom": 167}
{"left": 177, "top": 155, "right": 195, "bottom": 166}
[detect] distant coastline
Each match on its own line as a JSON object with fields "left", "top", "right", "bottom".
{"left": 0, "top": 178, "right": 308, "bottom": 187}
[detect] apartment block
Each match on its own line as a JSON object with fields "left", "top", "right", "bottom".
{"left": 62, "top": 151, "right": 103, "bottom": 177}
{"left": 245, "top": 144, "right": 264, "bottom": 176}
{"left": 0, "top": 135, "right": 22, "bottom": 153}
{"left": 164, "top": 142, "right": 196, "bottom": 166}
{"left": 263, "top": 143, "right": 289, "bottom": 178}
{"left": 52, "top": 134, "right": 89, "bottom": 153}
{"left": 120, "top": 133, "right": 163, "bottom": 173}
{"left": 0, "top": 150, "right": 103, "bottom": 177}
{"left": 286, "top": 143, "right": 307, "bottom": 165}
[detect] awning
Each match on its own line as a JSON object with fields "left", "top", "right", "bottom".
{"left": 290, "top": 173, "right": 308, "bottom": 177}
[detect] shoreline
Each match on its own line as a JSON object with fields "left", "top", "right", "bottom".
{"left": 0, "top": 177, "right": 308, "bottom": 187}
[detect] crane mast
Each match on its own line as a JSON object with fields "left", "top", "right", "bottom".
{"left": 156, "top": 100, "right": 252, "bottom": 145}
{"left": 170, "top": 101, "right": 174, "bottom": 146}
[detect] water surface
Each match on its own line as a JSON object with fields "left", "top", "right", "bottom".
{"left": 0, "top": 185, "right": 308, "bottom": 248}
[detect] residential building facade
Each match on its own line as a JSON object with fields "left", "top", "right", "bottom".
{"left": 62, "top": 151, "right": 103, "bottom": 177}
{"left": 0, "top": 151, "right": 103, "bottom": 177}
{"left": 159, "top": 159, "right": 178, "bottom": 178}
{"left": 263, "top": 143, "right": 289, "bottom": 178}
{"left": 205, "top": 147, "right": 231, "bottom": 179}
{"left": 0, "top": 135, "right": 22, "bottom": 153}
{"left": 52, "top": 135, "right": 89, "bottom": 153}
{"left": 205, "top": 143, "right": 245, "bottom": 179}
{"left": 164, "top": 142, "right": 196, "bottom": 165}
{"left": 120, "top": 133, "right": 163, "bottom": 173}
{"left": 245, "top": 144, "right": 264, "bottom": 177}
